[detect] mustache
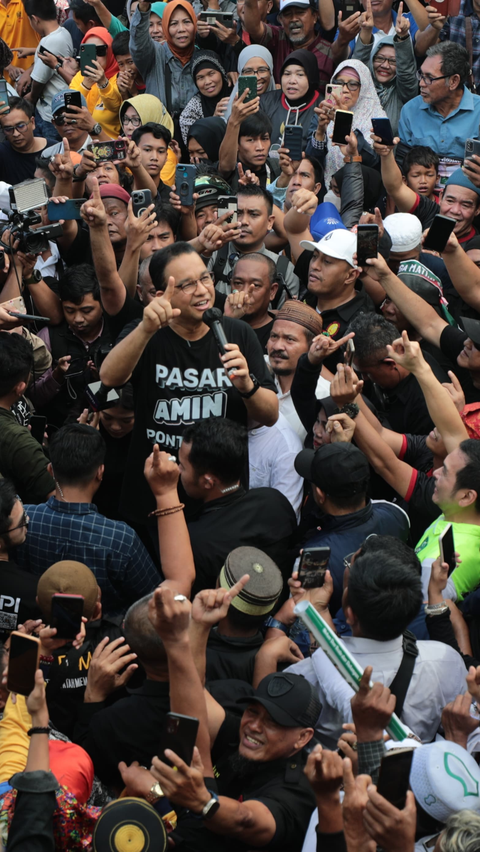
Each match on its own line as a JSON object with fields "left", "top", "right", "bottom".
{"left": 269, "top": 351, "right": 289, "bottom": 359}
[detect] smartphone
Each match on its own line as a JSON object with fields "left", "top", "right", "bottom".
{"left": 465, "top": 138, "right": 480, "bottom": 162}
{"left": 372, "top": 117, "right": 394, "bottom": 146}
{"left": 8, "top": 311, "right": 51, "bottom": 322}
{"left": 39, "top": 45, "right": 62, "bottom": 63}
{"left": 7, "top": 632, "right": 40, "bottom": 696}
{"left": 429, "top": 0, "right": 460, "bottom": 13}
{"left": 0, "top": 79, "right": 9, "bottom": 113}
{"left": 29, "top": 414, "right": 47, "bottom": 443}
{"left": 199, "top": 10, "right": 234, "bottom": 24}
{"left": 356, "top": 223, "right": 379, "bottom": 267}
{"left": 332, "top": 110, "right": 354, "bottom": 145}
{"left": 345, "top": 338, "right": 355, "bottom": 367}
{"left": 423, "top": 214, "right": 456, "bottom": 253}
{"left": 238, "top": 74, "right": 257, "bottom": 102}
{"left": 80, "top": 43, "right": 97, "bottom": 74}
{"left": 284, "top": 125, "right": 303, "bottom": 161}
{"left": 51, "top": 593, "right": 84, "bottom": 640}
{"left": 439, "top": 522, "right": 456, "bottom": 576}
{"left": 158, "top": 712, "right": 199, "bottom": 767}
{"left": 377, "top": 748, "right": 414, "bottom": 810}
{"left": 132, "top": 189, "right": 153, "bottom": 217}
{"left": 176, "top": 164, "right": 196, "bottom": 207}
{"left": 64, "top": 90, "right": 82, "bottom": 113}
{"left": 218, "top": 194, "right": 238, "bottom": 223}
{"left": 298, "top": 547, "right": 331, "bottom": 589}
{"left": 87, "top": 141, "right": 116, "bottom": 162}
{"left": 325, "top": 83, "right": 343, "bottom": 103}
{"left": 47, "top": 198, "right": 86, "bottom": 221}
{"left": 341, "top": 0, "right": 363, "bottom": 18}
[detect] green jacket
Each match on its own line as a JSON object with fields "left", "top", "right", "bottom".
{"left": 415, "top": 513, "right": 480, "bottom": 601}
{"left": 0, "top": 407, "right": 54, "bottom": 504}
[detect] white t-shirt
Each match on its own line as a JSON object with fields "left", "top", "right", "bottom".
{"left": 31, "top": 27, "right": 74, "bottom": 121}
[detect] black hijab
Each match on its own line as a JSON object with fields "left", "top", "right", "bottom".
{"left": 188, "top": 116, "right": 226, "bottom": 162}
{"left": 280, "top": 49, "right": 319, "bottom": 107}
{"left": 191, "top": 50, "right": 231, "bottom": 118}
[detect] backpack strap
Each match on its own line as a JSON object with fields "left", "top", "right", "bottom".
{"left": 211, "top": 242, "right": 231, "bottom": 287}
{"left": 388, "top": 630, "right": 418, "bottom": 718}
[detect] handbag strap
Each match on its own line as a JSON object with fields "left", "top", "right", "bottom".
{"left": 388, "top": 630, "right": 418, "bottom": 718}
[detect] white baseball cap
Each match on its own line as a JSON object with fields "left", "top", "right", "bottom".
{"left": 279, "top": 0, "right": 311, "bottom": 11}
{"left": 300, "top": 228, "right": 357, "bottom": 267}
{"left": 410, "top": 741, "right": 480, "bottom": 823}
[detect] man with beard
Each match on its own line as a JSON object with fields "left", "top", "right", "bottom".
{"left": 265, "top": 300, "right": 331, "bottom": 439}
{"left": 119, "top": 585, "right": 320, "bottom": 852}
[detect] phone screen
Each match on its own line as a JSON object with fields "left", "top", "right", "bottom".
{"left": 218, "top": 195, "right": 238, "bottom": 222}
{"left": 7, "top": 632, "right": 40, "bottom": 696}
{"left": 51, "top": 594, "right": 84, "bottom": 640}
{"left": 332, "top": 110, "right": 353, "bottom": 145}
{"left": 439, "top": 523, "right": 456, "bottom": 576}
{"left": 377, "top": 749, "right": 414, "bottom": 810}
{"left": 356, "top": 224, "right": 379, "bottom": 266}
{"left": 298, "top": 548, "right": 330, "bottom": 589}
{"left": 29, "top": 414, "right": 46, "bottom": 444}
{"left": 372, "top": 117, "right": 394, "bottom": 146}
{"left": 423, "top": 215, "right": 456, "bottom": 253}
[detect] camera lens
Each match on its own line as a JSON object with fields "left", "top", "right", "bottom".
{"left": 180, "top": 182, "right": 189, "bottom": 192}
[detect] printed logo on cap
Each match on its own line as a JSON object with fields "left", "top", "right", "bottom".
{"left": 267, "top": 675, "right": 294, "bottom": 697}
{"left": 323, "top": 232, "right": 333, "bottom": 241}
{"left": 444, "top": 752, "right": 480, "bottom": 798}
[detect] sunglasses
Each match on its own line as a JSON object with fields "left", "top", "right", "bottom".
{"left": 52, "top": 114, "right": 77, "bottom": 125}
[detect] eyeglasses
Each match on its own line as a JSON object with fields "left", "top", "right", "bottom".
{"left": 175, "top": 272, "right": 213, "bottom": 294}
{"left": 416, "top": 71, "right": 450, "bottom": 85}
{"left": 343, "top": 551, "right": 356, "bottom": 571}
{"left": 241, "top": 67, "right": 271, "bottom": 78}
{"left": 332, "top": 78, "right": 361, "bottom": 91}
{"left": 3, "top": 121, "right": 30, "bottom": 135}
{"left": 122, "top": 115, "right": 142, "bottom": 127}
{"left": 373, "top": 54, "right": 397, "bottom": 67}
{"left": 0, "top": 509, "right": 29, "bottom": 536}
{"left": 52, "top": 114, "right": 77, "bottom": 126}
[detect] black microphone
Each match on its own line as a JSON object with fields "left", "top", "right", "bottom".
{"left": 203, "top": 307, "right": 229, "bottom": 356}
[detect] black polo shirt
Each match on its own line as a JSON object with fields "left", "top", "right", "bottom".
{"left": 0, "top": 560, "right": 40, "bottom": 640}
{"left": 189, "top": 486, "right": 297, "bottom": 597}
{"left": 74, "top": 679, "right": 170, "bottom": 790}
{"left": 173, "top": 711, "right": 316, "bottom": 852}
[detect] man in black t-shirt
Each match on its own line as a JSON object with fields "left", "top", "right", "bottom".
{"left": 0, "top": 96, "right": 52, "bottom": 184}
{"left": 0, "top": 480, "right": 40, "bottom": 638}
{"left": 100, "top": 242, "right": 278, "bottom": 525}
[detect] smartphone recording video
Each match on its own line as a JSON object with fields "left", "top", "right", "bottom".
{"left": 298, "top": 547, "right": 331, "bottom": 589}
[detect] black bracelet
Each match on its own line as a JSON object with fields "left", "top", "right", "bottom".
{"left": 27, "top": 726, "right": 49, "bottom": 737}
{"left": 335, "top": 403, "right": 360, "bottom": 419}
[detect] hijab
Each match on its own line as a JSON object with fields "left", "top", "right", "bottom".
{"left": 81, "top": 27, "right": 118, "bottom": 79}
{"left": 224, "top": 44, "right": 275, "bottom": 121}
{"left": 281, "top": 49, "right": 319, "bottom": 108}
{"left": 324, "top": 58, "right": 387, "bottom": 186}
{"left": 334, "top": 163, "right": 383, "bottom": 211}
{"left": 120, "top": 93, "right": 174, "bottom": 134}
{"left": 162, "top": 0, "right": 197, "bottom": 65}
{"left": 150, "top": 1, "right": 167, "bottom": 17}
{"left": 191, "top": 50, "right": 231, "bottom": 117}
{"left": 369, "top": 35, "right": 397, "bottom": 109}
{"left": 188, "top": 116, "right": 226, "bottom": 162}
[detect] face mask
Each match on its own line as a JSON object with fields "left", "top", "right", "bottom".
{"left": 323, "top": 189, "right": 341, "bottom": 211}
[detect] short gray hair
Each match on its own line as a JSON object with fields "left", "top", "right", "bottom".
{"left": 426, "top": 42, "right": 470, "bottom": 88}
{"left": 439, "top": 810, "right": 480, "bottom": 852}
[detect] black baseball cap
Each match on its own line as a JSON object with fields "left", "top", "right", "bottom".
{"left": 295, "top": 443, "right": 370, "bottom": 498}
{"left": 237, "top": 672, "right": 321, "bottom": 728}
{"left": 461, "top": 316, "right": 480, "bottom": 347}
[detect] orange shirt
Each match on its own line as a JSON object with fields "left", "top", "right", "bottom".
{"left": 0, "top": 0, "right": 39, "bottom": 82}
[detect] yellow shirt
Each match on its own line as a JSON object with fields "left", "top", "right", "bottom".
{"left": 70, "top": 71, "right": 122, "bottom": 138}
{"left": 0, "top": 0, "right": 39, "bottom": 82}
{"left": 161, "top": 148, "right": 176, "bottom": 186}
{"left": 0, "top": 694, "right": 31, "bottom": 782}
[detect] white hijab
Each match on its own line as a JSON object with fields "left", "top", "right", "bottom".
{"left": 223, "top": 44, "right": 275, "bottom": 122}
{"left": 324, "top": 58, "right": 387, "bottom": 186}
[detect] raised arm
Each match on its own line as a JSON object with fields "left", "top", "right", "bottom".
{"left": 129, "top": 3, "right": 158, "bottom": 79}
{"left": 386, "top": 331, "right": 468, "bottom": 453}
{"left": 143, "top": 446, "right": 195, "bottom": 597}
{"left": 83, "top": 0, "right": 114, "bottom": 30}
{"left": 218, "top": 91, "right": 260, "bottom": 178}
{"left": 118, "top": 199, "right": 158, "bottom": 298}
{"left": 283, "top": 188, "right": 317, "bottom": 262}
{"left": 440, "top": 232, "right": 480, "bottom": 313}
{"left": 372, "top": 138, "right": 417, "bottom": 211}
{"left": 100, "top": 279, "right": 180, "bottom": 386}
{"left": 244, "top": 0, "right": 266, "bottom": 41}
{"left": 350, "top": 409, "right": 417, "bottom": 498}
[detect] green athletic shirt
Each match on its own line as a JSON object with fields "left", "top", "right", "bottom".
{"left": 415, "top": 514, "right": 480, "bottom": 600}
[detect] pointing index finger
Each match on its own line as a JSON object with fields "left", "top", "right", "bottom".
{"left": 163, "top": 276, "right": 176, "bottom": 303}
{"left": 227, "top": 573, "right": 250, "bottom": 599}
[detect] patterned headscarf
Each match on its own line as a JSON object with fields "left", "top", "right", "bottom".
{"left": 324, "top": 59, "right": 387, "bottom": 187}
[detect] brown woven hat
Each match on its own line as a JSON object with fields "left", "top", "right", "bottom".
{"left": 36, "top": 560, "right": 98, "bottom": 620}
{"left": 219, "top": 546, "right": 283, "bottom": 616}
{"left": 275, "top": 301, "right": 323, "bottom": 337}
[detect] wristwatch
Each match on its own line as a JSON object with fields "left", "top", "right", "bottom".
{"left": 424, "top": 601, "right": 449, "bottom": 616}
{"left": 91, "top": 122, "right": 102, "bottom": 136}
{"left": 145, "top": 781, "right": 164, "bottom": 804}
{"left": 237, "top": 373, "right": 260, "bottom": 399}
{"left": 264, "top": 616, "right": 289, "bottom": 634}
{"left": 201, "top": 792, "right": 220, "bottom": 820}
{"left": 23, "top": 269, "right": 42, "bottom": 285}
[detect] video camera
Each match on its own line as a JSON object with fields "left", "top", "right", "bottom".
{"left": 1, "top": 179, "right": 63, "bottom": 255}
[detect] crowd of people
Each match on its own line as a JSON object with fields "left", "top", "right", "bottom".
{"left": 2, "top": 0, "right": 480, "bottom": 847}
